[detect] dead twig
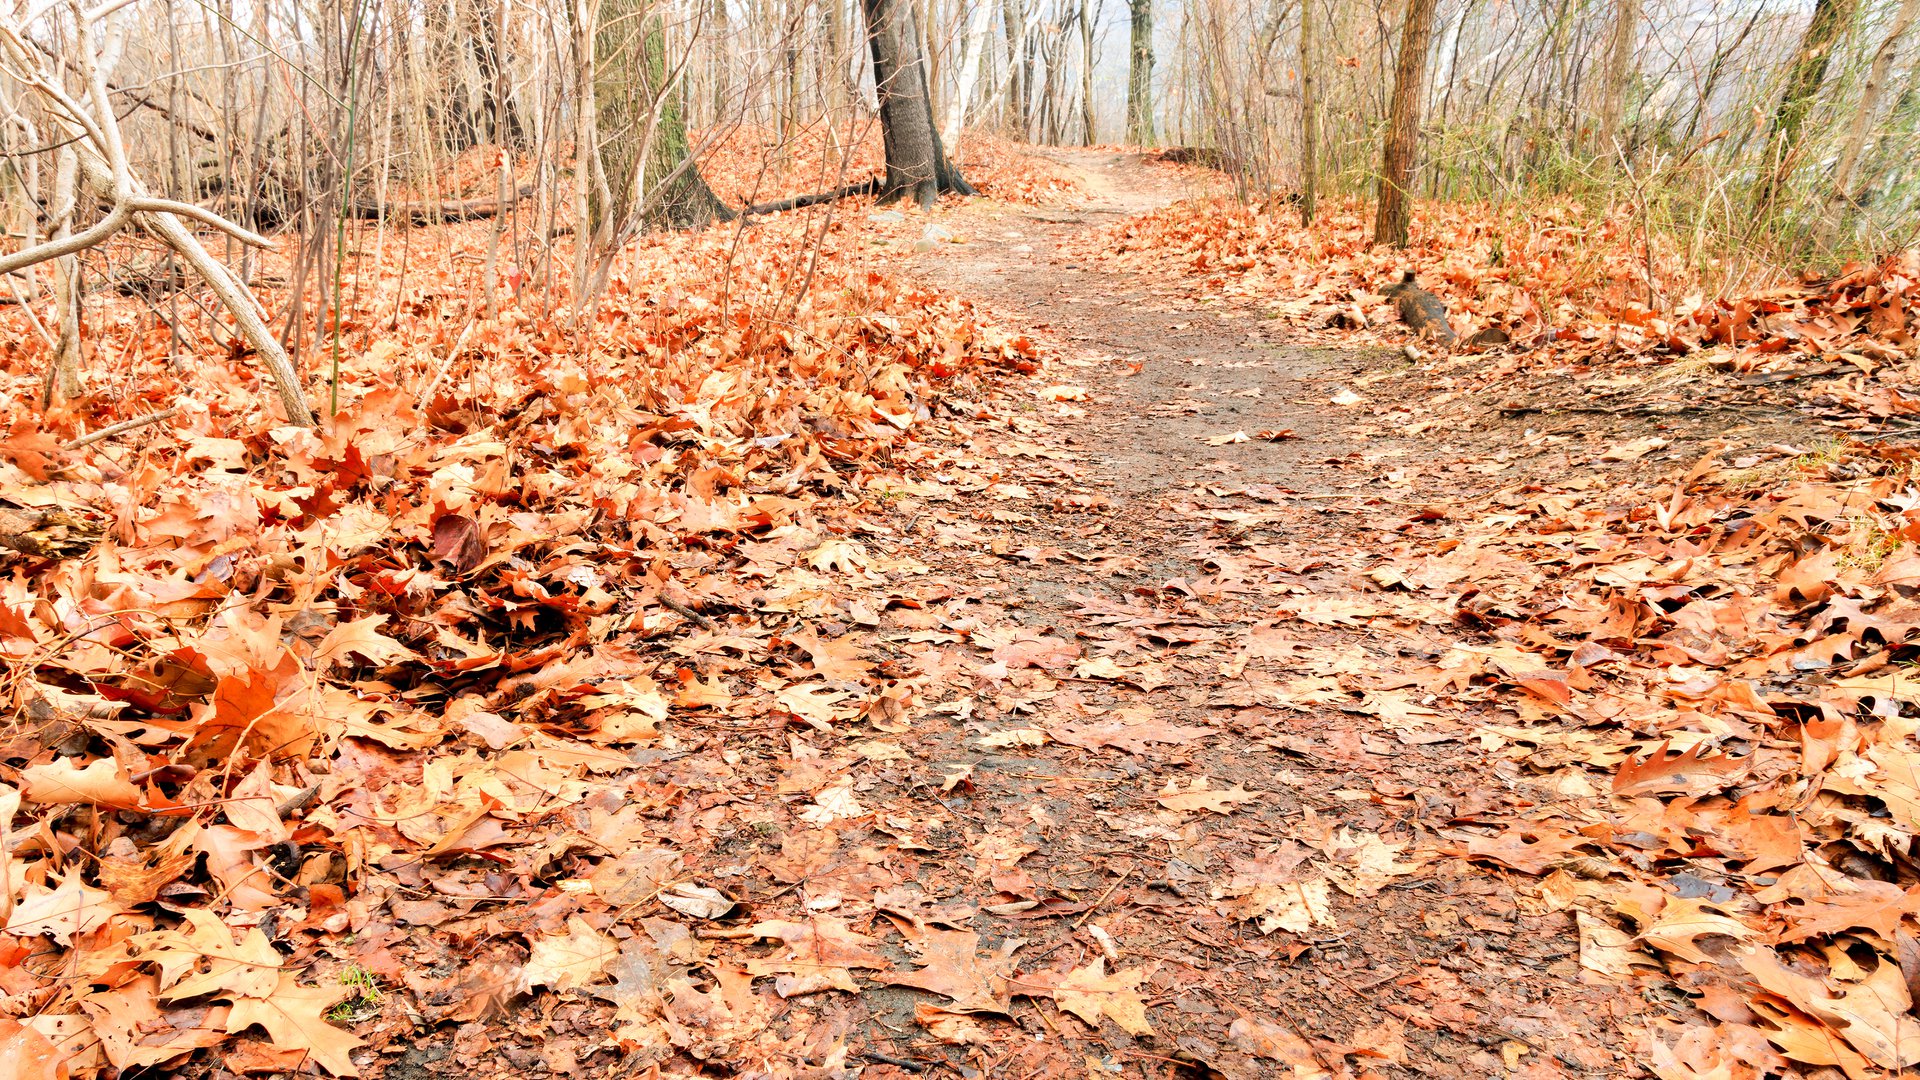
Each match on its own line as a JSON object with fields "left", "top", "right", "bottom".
{"left": 61, "top": 407, "right": 176, "bottom": 449}
{"left": 659, "top": 594, "right": 713, "bottom": 629}
{"left": 1072, "top": 864, "right": 1134, "bottom": 929}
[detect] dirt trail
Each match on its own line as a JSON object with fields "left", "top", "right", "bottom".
{"left": 822, "top": 151, "right": 1649, "bottom": 1077}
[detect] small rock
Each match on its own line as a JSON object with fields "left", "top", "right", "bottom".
{"left": 921, "top": 223, "right": 956, "bottom": 243}
{"left": 867, "top": 210, "right": 906, "bottom": 224}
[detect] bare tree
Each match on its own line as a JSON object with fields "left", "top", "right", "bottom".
{"left": 1298, "top": 0, "right": 1316, "bottom": 224}
{"left": 863, "top": 0, "right": 973, "bottom": 206}
{"left": 1826, "top": 0, "right": 1920, "bottom": 223}
{"left": 1596, "top": 0, "right": 1639, "bottom": 155}
{"left": 1374, "top": 0, "right": 1440, "bottom": 247}
{"left": 0, "top": 1, "right": 313, "bottom": 424}
{"left": 1126, "top": 0, "right": 1154, "bottom": 144}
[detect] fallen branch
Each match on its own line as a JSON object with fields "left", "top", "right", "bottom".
{"left": 351, "top": 185, "right": 536, "bottom": 224}
{"left": 62, "top": 406, "right": 175, "bottom": 449}
{"left": 741, "top": 175, "right": 884, "bottom": 216}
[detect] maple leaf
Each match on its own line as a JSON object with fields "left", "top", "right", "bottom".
{"left": 524, "top": 916, "right": 618, "bottom": 992}
{"left": 1052, "top": 958, "right": 1153, "bottom": 1035}
{"left": 225, "top": 975, "right": 365, "bottom": 1076}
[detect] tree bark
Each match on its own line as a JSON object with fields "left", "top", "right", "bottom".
{"left": 591, "top": 0, "right": 732, "bottom": 234}
{"left": 1773, "top": 0, "right": 1860, "bottom": 146}
{"left": 1373, "top": 0, "right": 1441, "bottom": 248}
{"left": 1297, "top": 0, "right": 1316, "bottom": 225}
{"left": 863, "top": 0, "right": 974, "bottom": 207}
{"left": 1079, "top": 0, "right": 1095, "bottom": 144}
{"left": 944, "top": 0, "right": 994, "bottom": 151}
{"left": 1003, "top": 0, "right": 1026, "bottom": 132}
{"left": 1595, "top": 0, "right": 1639, "bottom": 155}
{"left": 1829, "top": 0, "right": 1918, "bottom": 208}
{"left": 1126, "top": 0, "right": 1154, "bottom": 144}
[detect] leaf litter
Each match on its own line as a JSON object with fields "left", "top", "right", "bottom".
{"left": 4, "top": 147, "right": 1920, "bottom": 1080}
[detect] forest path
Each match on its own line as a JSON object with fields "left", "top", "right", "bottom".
{"left": 835, "top": 150, "right": 1649, "bottom": 1077}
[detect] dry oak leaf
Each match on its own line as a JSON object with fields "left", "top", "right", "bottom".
{"left": 1216, "top": 877, "right": 1334, "bottom": 935}
{"left": 1050, "top": 714, "right": 1212, "bottom": 754}
{"left": 1053, "top": 957, "right": 1153, "bottom": 1035}
{"left": 224, "top": 975, "right": 365, "bottom": 1076}
{"left": 5, "top": 875, "right": 120, "bottom": 944}
{"left": 1773, "top": 880, "right": 1920, "bottom": 943}
{"left": 1576, "top": 911, "right": 1655, "bottom": 979}
{"left": 916, "top": 1004, "right": 995, "bottom": 1045}
{"left": 127, "top": 906, "right": 283, "bottom": 1000}
{"left": 525, "top": 916, "right": 618, "bottom": 992}
{"left": 1455, "top": 826, "right": 1591, "bottom": 875}
{"left": 1227, "top": 1015, "right": 1326, "bottom": 1074}
{"left": 1156, "top": 777, "right": 1258, "bottom": 814}
{"left": 1628, "top": 897, "right": 1755, "bottom": 965}
{"left": 1613, "top": 740, "right": 1752, "bottom": 799}
{"left": 81, "top": 976, "right": 230, "bottom": 1072}
{"left": 882, "top": 928, "right": 1020, "bottom": 1013}
{"left": 744, "top": 917, "right": 890, "bottom": 997}
{"left": 309, "top": 614, "right": 417, "bottom": 669}
{"left": 0, "top": 1019, "right": 65, "bottom": 1080}
{"left": 1312, "top": 827, "right": 1429, "bottom": 896}
{"left": 1743, "top": 945, "right": 1920, "bottom": 1070}
{"left": 19, "top": 757, "right": 143, "bottom": 809}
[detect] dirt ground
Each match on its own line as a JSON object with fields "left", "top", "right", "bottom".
{"left": 340, "top": 151, "right": 1853, "bottom": 1080}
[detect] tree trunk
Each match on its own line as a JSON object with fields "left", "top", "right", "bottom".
{"left": 1126, "top": 0, "right": 1154, "bottom": 144}
{"left": 473, "top": 0, "right": 525, "bottom": 145}
{"left": 711, "top": 0, "right": 730, "bottom": 122}
{"left": 944, "top": 0, "right": 995, "bottom": 150}
{"left": 863, "top": 0, "right": 974, "bottom": 206}
{"left": 1595, "top": 0, "right": 1638, "bottom": 155}
{"left": 1003, "top": 0, "right": 1025, "bottom": 132}
{"left": 1079, "top": 0, "right": 1095, "bottom": 144}
{"left": 1773, "top": 0, "right": 1860, "bottom": 146}
{"left": 1829, "top": 0, "right": 1918, "bottom": 208}
{"left": 591, "top": 0, "right": 732, "bottom": 235}
{"left": 1297, "top": 0, "right": 1315, "bottom": 225}
{"left": 1373, "top": 0, "right": 1441, "bottom": 247}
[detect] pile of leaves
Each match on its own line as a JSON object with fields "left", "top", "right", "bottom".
{"left": 1363, "top": 438, "right": 1920, "bottom": 1076}
{"left": 0, "top": 207, "right": 1042, "bottom": 1076}
{"left": 1091, "top": 195, "right": 1920, "bottom": 408}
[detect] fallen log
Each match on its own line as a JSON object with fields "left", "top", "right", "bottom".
{"left": 741, "top": 176, "right": 884, "bottom": 216}
{"left": 350, "top": 185, "right": 535, "bottom": 224}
